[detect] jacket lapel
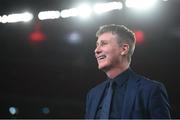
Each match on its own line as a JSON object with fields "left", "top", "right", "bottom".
{"left": 121, "top": 72, "right": 139, "bottom": 118}
{"left": 90, "top": 81, "right": 107, "bottom": 118}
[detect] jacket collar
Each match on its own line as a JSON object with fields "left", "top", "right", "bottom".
{"left": 107, "top": 68, "right": 133, "bottom": 87}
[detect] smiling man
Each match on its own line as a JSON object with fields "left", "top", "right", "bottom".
{"left": 85, "top": 24, "right": 171, "bottom": 119}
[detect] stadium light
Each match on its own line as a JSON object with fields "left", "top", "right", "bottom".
{"left": 76, "top": 4, "right": 92, "bottom": 18}
{"left": 93, "top": 2, "right": 123, "bottom": 14}
{"left": 60, "top": 8, "right": 78, "bottom": 18}
{"left": 125, "top": 0, "right": 158, "bottom": 11}
{"left": 60, "top": 3, "right": 92, "bottom": 19}
{"left": 38, "top": 11, "right": 60, "bottom": 20}
{"left": 0, "top": 12, "right": 33, "bottom": 23}
{"left": 1, "top": 15, "right": 8, "bottom": 23}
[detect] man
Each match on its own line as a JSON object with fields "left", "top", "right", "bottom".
{"left": 85, "top": 24, "right": 171, "bottom": 119}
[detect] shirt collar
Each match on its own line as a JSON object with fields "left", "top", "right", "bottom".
{"left": 107, "top": 68, "right": 132, "bottom": 87}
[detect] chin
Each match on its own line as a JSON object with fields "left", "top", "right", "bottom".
{"left": 98, "top": 64, "right": 109, "bottom": 71}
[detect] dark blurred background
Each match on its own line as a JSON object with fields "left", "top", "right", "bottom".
{"left": 0, "top": 0, "right": 179, "bottom": 118}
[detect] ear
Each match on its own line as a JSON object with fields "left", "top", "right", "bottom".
{"left": 120, "top": 43, "right": 129, "bottom": 55}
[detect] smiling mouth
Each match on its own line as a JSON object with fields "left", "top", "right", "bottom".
{"left": 97, "top": 55, "right": 106, "bottom": 61}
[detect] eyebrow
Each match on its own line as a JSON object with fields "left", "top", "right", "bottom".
{"left": 96, "top": 39, "right": 107, "bottom": 43}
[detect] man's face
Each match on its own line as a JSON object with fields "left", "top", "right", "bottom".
{"left": 95, "top": 32, "right": 123, "bottom": 71}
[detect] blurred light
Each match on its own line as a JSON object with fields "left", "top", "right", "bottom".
{"left": 42, "top": 107, "right": 50, "bottom": 114}
{"left": 134, "top": 30, "right": 144, "bottom": 44}
{"left": 30, "top": 23, "right": 46, "bottom": 43}
{"left": 30, "top": 31, "right": 46, "bottom": 42}
{"left": 125, "top": 0, "right": 158, "bottom": 11}
{"left": 60, "top": 8, "right": 78, "bottom": 18}
{"left": 38, "top": 11, "right": 60, "bottom": 20}
{"left": 76, "top": 4, "right": 92, "bottom": 18}
{"left": 9, "top": 107, "right": 18, "bottom": 115}
{"left": 93, "top": 2, "right": 123, "bottom": 14}
{"left": 1, "top": 15, "right": 8, "bottom": 23}
{"left": 68, "top": 32, "right": 81, "bottom": 44}
{"left": 0, "top": 12, "right": 33, "bottom": 23}
{"left": 60, "top": 3, "right": 92, "bottom": 19}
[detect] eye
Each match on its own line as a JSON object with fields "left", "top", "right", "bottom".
{"left": 96, "top": 40, "right": 108, "bottom": 48}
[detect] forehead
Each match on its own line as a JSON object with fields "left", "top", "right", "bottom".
{"left": 97, "top": 32, "right": 118, "bottom": 42}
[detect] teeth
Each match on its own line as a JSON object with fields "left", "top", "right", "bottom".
{"left": 99, "top": 56, "right": 104, "bottom": 59}
{"left": 98, "top": 55, "right": 106, "bottom": 60}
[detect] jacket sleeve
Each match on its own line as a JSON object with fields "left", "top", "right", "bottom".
{"left": 148, "top": 83, "right": 171, "bottom": 119}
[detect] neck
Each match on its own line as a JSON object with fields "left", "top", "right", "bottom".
{"left": 105, "top": 62, "right": 130, "bottom": 79}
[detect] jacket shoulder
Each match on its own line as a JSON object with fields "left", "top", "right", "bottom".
{"left": 87, "top": 80, "right": 107, "bottom": 96}
{"left": 136, "top": 74, "right": 164, "bottom": 88}
{"left": 134, "top": 74, "right": 168, "bottom": 98}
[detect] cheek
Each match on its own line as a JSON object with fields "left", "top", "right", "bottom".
{"left": 108, "top": 49, "right": 120, "bottom": 57}
{"left": 108, "top": 51, "right": 120, "bottom": 62}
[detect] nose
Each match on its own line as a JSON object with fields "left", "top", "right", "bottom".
{"left": 94, "top": 45, "right": 101, "bottom": 55}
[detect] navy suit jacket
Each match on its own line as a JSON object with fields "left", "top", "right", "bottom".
{"left": 85, "top": 69, "right": 171, "bottom": 119}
